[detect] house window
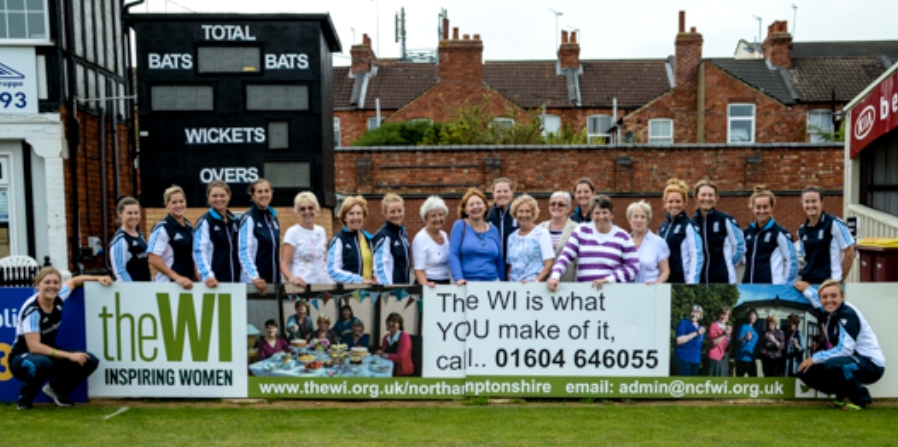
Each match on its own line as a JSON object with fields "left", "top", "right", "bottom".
{"left": 367, "top": 117, "right": 383, "bottom": 129}
{"left": 409, "top": 118, "right": 433, "bottom": 125}
{"left": 587, "top": 114, "right": 613, "bottom": 145}
{"left": 728, "top": 104, "right": 755, "bottom": 143}
{"left": 334, "top": 118, "right": 341, "bottom": 147}
{"left": 540, "top": 114, "right": 561, "bottom": 136}
{"left": 648, "top": 119, "right": 673, "bottom": 145}
{"left": 1, "top": 0, "right": 48, "bottom": 40}
{"left": 808, "top": 109, "right": 834, "bottom": 143}
{"left": 491, "top": 117, "right": 514, "bottom": 129}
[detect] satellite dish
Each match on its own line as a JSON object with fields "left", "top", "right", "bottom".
{"left": 623, "top": 131, "right": 635, "bottom": 143}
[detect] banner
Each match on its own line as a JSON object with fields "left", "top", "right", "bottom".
{"left": 85, "top": 283, "right": 248, "bottom": 398}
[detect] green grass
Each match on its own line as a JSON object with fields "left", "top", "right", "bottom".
{"left": 3, "top": 402, "right": 897, "bottom": 446}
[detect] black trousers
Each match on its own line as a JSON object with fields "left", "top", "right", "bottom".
{"left": 10, "top": 352, "right": 99, "bottom": 402}
{"left": 735, "top": 360, "right": 757, "bottom": 377}
{"left": 799, "top": 355, "right": 884, "bottom": 407}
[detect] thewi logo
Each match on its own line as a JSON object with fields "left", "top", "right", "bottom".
{"left": 854, "top": 105, "right": 876, "bottom": 141}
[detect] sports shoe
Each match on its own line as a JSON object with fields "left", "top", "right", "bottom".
{"left": 842, "top": 401, "right": 863, "bottom": 411}
{"left": 17, "top": 401, "right": 33, "bottom": 410}
{"left": 830, "top": 399, "right": 846, "bottom": 409}
{"left": 42, "top": 384, "right": 73, "bottom": 407}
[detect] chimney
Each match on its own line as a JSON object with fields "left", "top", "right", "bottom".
{"left": 558, "top": 30, "right": 580, "bottom": 70}
{"left": 350, "top": 33, "right": 376, "bottom": 74}
{"left": 674, "top": 11, "right": 703, "bottom": 90}
{"left": 763, "top": 20, "right": 793, "bottom": 68}
{"left": 439, "top": 19, "right": 483, "bottom": 86}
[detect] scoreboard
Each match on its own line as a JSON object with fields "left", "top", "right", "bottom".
{"left": 127, "top": 14, "right": 341, "bottom": 207}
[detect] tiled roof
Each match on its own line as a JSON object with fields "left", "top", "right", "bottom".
{"left": 788, "top": 57, "right": 887, "bottom": 102}
{"left": 792, "top": 41, "right": 898, "bottom": 59}
{"left": 708, "top": 59, "right": 796, "bottom": 104}
{"left": 579, "top": 60, "right": 672, "bottom": 108}
{"left": 334, "top": 63, "right": 439, "bottom": 110}
{"left": 483, "top": 61, "right": 570, "bottom": 108}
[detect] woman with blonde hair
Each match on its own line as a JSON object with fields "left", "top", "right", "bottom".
{"left": 627, "top": 200, "right": 670, "bottom": 284}
{"left": 506, "top": 194, "right": 555, "bottom": 282}
{"left": 327, "top": 195, "right": 376, "bottom": 284}
{"left": 373, "top": 193, "right": 411, "bottom": 285}
{"left": 658, "top": 178, "right": 703, "bottom": 284}
{"left": 280, "top": 192, "right": 334, "bottom": 287}
{"left": 147, "top": 185, "right": 197, "bottom": 289}
{"left": 741, "top": 186, "right": 798, "bottom": 284}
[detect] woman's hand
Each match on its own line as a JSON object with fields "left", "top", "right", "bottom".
{"left": 67, "top": 352, "right": 89, "bottom": 366}
{"left": 725, "top": 326, "right": 733, "bottom": 336}
{"left": 362, "top": 278, "right": 378, "bottom": 285}
{"left": 425, "top": 281, "right": 436, "bottom": 288}
{"left": 205, "top": 277, "right": 219, "bottom": 288}
{"left": 794, "top": 281, "right": 809, "bottom": 293}
{"left": 591, "top": 278, "right": 609, "bottom": 290}
{"left": 175, "top": 275, "right": 194, "bottom": 290}
{"left": 698, "top": 326, "right": 706, "bottom": 336}
{"left": 798, "top": 358, "right": 815, "bottom": 373}
{"left": 546, "top": 278, "right": 559, "bottom": 292}
{"left": 252, "top": 277, "right": 268, "bottom": 293}
{"left": 743, "top": 331, "right": 753, "bottom": 341}
{"left": 456, "top": 279, "right": 467, "bottom": 286}
{"left": 290, "top": 276, "right": 308, "bottom": 287}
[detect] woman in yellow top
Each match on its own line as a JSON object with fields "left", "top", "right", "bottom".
{"left": 327, "top": 195, "right": 377, "bottom": 284}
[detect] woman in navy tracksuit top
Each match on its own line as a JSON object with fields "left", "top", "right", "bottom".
{"left": 109, "top": 197, "right": 151, "bottom": 282}
{"left": 658, "top": 179, "right": 703, "bottom": 284}
{"left": 147, "top": 185, "right": 197, "bottom": 289}
{"left": 798, "top": 186, "right": 856, "bottom": 284}
{"left": 742, "top": 187, "right": 798, "bottom": 284}
{"left": 328, "top": 196, "right": 377, "bottom": 284}
{"left": 194, "top": 180, "right": 244, "bottom": 287}
{"left": 569, "top": 177, "right": 595, "bottom": 224}
{"left": 239, "top": 179, "right": 280, "bottom": 293}
{"left": 692, "top": 179, "right": 745, "bottom": 284}
{"left": 374, "top": 193, "right": 411, "bottom": 285}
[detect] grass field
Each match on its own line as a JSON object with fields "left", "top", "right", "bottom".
{"left": 3, "top": 400, "right": 897, "bottom": 446}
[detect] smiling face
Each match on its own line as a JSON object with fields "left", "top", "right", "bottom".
{"left": 464, "top": 195, "right": 487, "bottom": 220}
{"left": 592, "top": 207, "right": 613, "bottom": 233}
{"left": 166, "top": 192, "right": 187, "bottom": 219}
{"left": 208, "top": 186, "right": 231, "bottom": 214}
{"left": 252, "top": 181, "right": 273, "bottom": 208}
{"left": 493, "top": 182, "right": 513, "bottom": 209}
{"left": 119, "top": 204, "right": 141, "bottom": 231}
{"left": 426, "top": 210, "right": 445, "bottom": 231}
{"left": 514, "top": 202, "right": 535, "bottom": 229}
{"left": 352, "top": 323, "right": 364, "bottom": 337}
{"left": 341, "top": 307, "right": 352, "bottom": 321}
{"left": 317, "top": 317, "right": 329, "bottom": 331}
{"left": 748, "top": 312, "right": 758, "bottom": 324}
{"left": 697, "top": 186, "right": 717, "bottom": 213}
{"left": 802, "top": 191, "right": 823, "bottom": 220}
{"left": 37, "top": 272, "right": 62, "bottom": 301}
{"left": 266, "top": 324, "right": 278, "bottom": 338}
{"left": 690, "top": 309, "right": 702, "bottom": 322}
{"left": 718, "top": 311, "right": 730, "bottom": 324}
{"left": 575, "top": 183, "right": 593, "bottom": 208}
{"left": 665, "top": 191, "right": 685, "bottom": 216}
{"left": 819, "top": 284, "right": 845, "bottom": 314}
{"left": 387, "top": 318, "right": 401, "bottom": 334}
{"left": 296, "top": 304, "right": 307, "bottom": 318}
{"left": 345, "top": 204, "right": 366, "bottom": 231}
{"left": 296, "top": 199, "right": 318, "bottom": 225}
{"left": 549, "top": 198, "right": 569, "bottom": 219}
{"left": 752, "top": 196, "right": 773, "bottom": 226}
{"left": 385, "top": 201, "right": 404, "bottom": 226}
{"left": 628, "top": 208, "right": 648, "bottom": 233}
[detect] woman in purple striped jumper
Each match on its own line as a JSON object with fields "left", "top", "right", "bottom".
{"left": 547, "top": 195, "right": 639, "bottom": 291}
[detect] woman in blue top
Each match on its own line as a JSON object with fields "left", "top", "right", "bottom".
{"left": 735, "top": 308, "right": 759, "bottom": 377}
{"left": 332, "top": 305, "right": 360, "bottom": 338}
{"left": 674, "top": 305, "right": 705, "bottom": 376}
{"left": 147, "top": 185, "right": 197, "bottom": 290}
{"left": 741, "top": 186, "right": 799, "bottom": 284}
{"left": 239, "top": 179, "right": 280, "bottom": 293}
{"left": 506, "top": 195, "right": 554, "bottom": 283}
{"left": 341, "top": 320, "right": 370, "bottom": 350}
{"left": 449, "top": 188, "right": 505, "bottom": 284}
{"left": 285, "top": 300, "right": 313, "bottom": 342}
{"left": 692, "top": 179, "right": 745, "bottom": 284}
{"left": 109, "top": 197, "right": 150, "bottom": 282}
{"left": 659, "top": 179, "right": 703, "bottom": 284}
{"left": 194, "top": 180, "right": 244, "bottom": 287}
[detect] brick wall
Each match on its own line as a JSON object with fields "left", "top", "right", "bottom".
{"left": 335, "top": 144, "right": 844, "bottom": 239}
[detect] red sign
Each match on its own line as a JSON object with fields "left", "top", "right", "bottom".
{"left": 850, "top": 69, "right": 898, "bottom": 158}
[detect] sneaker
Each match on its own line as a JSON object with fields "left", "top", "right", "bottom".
{"left": 17, "top": 401, "right": 33, "bottom": 410}
{"left": 42, "top": 384, "right": 73, "bottom": 407}
{"left": 830, "top": 399, "right": 846, "bottom": 409}
{"left": 842, "top": 401, "right": 863, "bottom": 411}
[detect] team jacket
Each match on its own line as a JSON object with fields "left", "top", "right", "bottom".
{"left": 147, "top": 214, "right": 195, "bottom": 282}
{"left": 659, "top": 211, "right": 704, "bottom": 284}
{"left": 10, "top": 286, "right": 71, "bottom": 359}
{"left": 373, "top": 221, "right": 411, "bottom": 285}
{"left": 693, "top": 208, "right": 745, "bottom": 284}
{"left": 799, "top": 212, "right": 855, "bottom": 283}
{"left": 194, "top": 208, "right": 245, "bottom": 283}
{"left": 801, "top": 288, "right": 885, "bottom": 368}
{"left": 327, "top": 227, "right": 374, "bottom": 284}
{"left": 109, "top": 229, "right": 151, "bottom": 282}
{"left": 487, "top": 205, "right": 518, "bottom": 261}
{"left": 238, "top": 205, "right": 280, "bottom": 283}
{"left": 742, "top": 218, "right": 798, "bottom": 284}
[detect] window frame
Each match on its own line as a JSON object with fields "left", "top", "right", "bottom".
{"left": 727, "top": 103, "right": 756, "bottom": 144}
{"left": 807, "top": 109, "right": 835, "bottom": 143}
{"left": 587, "top": 114, "right": 613, "bottom": 145}
{"left": 648, "top": 118, "right": 674, "bottom": 145}
{"left": 334, "top": 117, "right": 341, "bottom": 147}
{"left": 0, "top": 0, "right": 51, "bottom": 43}
{"left": 540, "top": 113, "right": 562, "bottom": 137}
{"left": 367, "top": 116, "right": 384, "bottom": 130}
{"left": 490, "top": 117, "right": 514, "bottom": 129}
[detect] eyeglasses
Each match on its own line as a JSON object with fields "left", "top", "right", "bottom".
{"left": 297, "top": 206, "right": 316, "bottom": 212}
{"left": 549, "top": 202, "right": 568, "bottom": 207}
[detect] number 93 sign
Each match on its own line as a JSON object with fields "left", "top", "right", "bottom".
{"left": 0, "top": 47, "right": 38, "bottom": 115}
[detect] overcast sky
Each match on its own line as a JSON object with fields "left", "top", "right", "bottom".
{"left": 134, "top": 0, "right": 898, "bottom": 64}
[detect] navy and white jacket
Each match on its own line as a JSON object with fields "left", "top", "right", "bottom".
{"left": 327, "top": 227, "right": 374, "bottom": 284}
{"left": 194, "top": 208, "right": 245, "bottom": 283}
{"left": 799, "top": 212, "right": 855, "bottom": 283}
{"left": 238, "top": 205, "right": 280, "bottom": 283}
{"left": 742, "top": 218, "right": 798, "bottom": 284}
{"left": 659, "top": 211, "right": 704, "bottom": 284}
{"left": 147, "top": 214, "right": 195, "bottom": 282}
{"left": 10, "top": 285, "right": 71, "bottom": 359}
{"left": 693, "top": 208, "right": 745, "bottom": 284}
{"left": 801, "top": 287, "right": 885, "bottom": 368}
{"left": 373, "top": 221, "right": 411, "bottom": 285}
{"left": 487, "top": 205, "right": 518, "bottom": 262}
{"left": 570, "top": 206, "right": 590, "bottom": 224}
{"left": 109, "top": 229, "right": 150, "bottom": 282}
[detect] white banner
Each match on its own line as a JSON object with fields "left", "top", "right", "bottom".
{"left": 0, "top": 47, "right": 38, "bottom": 115}
{"left": 423, "top": 283, "right": 670, "bottom": 378}
{"left": 85, "top": 283, "right": 248, "bottom": 398}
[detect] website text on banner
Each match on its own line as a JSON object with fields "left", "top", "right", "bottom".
{"left": 423, "top": 283, "right": 671, "bottom": 378}
{"left": 84, "top": 283, "right": 248, "bottom": 398}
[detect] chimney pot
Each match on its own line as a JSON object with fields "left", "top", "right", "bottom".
{"left": 452, "top": 27, "right": 459, "bottom": 40}
{"left": 473, "top": 34, "right": 480, "bottom": 40}
{"left": 562, "top": 30, "right": 569, "bottom": 44}
{"left": 690, "top": 26, "right": 696, "bottom": 33}
{"left": 442, "top": 18, "right": 449, "bottom": 40}
{"left": 571, "top": 31, "right": 577, "bottom": 43}
{"left": 679, "top": 11, "right": 685, "bottom": 33}
{"left": 362, "top": 34, "right": 370, "bottom": 45}
{"left": 463, "top": 34, "right": 470, "bottom": 40}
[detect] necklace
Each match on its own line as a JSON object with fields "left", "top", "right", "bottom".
{"left": 474, "top": 229, "right": 486, "bottom": 246}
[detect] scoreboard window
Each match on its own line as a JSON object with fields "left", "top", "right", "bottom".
{"left": 246, "top": 85, "right": 309, "bottom": 111}
{"left": 265, "top": 161, "right": 311, "bottom": 188}
{"left": 268, "top": 122, "right": 289, "bottom": 149}
{"left": 151, "top": 85, "right": 214, "bottom": 111}
{"left": 197, "top": 47, "right": 261, "bottom": 73}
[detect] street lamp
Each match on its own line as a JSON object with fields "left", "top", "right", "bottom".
{"left": 548, "top": 9, "right": 563, "bottom": 49}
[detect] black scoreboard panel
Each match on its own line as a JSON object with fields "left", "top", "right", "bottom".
{"left": 128, "top": 14, "right": 341, "bottom": 208}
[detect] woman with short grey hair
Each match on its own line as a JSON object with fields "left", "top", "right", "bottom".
{"left": 413, "top": 195, "right": 451, "bottom": 287}
{"left": 539, "top": 191, "right": 579, "bottom": 282}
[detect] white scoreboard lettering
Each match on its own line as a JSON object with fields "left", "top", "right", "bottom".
{"left": 148, "top": 53, "right": 193, "bottom": 69}
{"left": 264, "top": 53, "right": 309, "bottom": 70}
{"left": 184, "top": 127, "right": 266, "bottom": 144}
{"left": 199, "top": 167, "right": 259, "bottom": 184}
{"left": 201, "top": 25, "right": 256, "bottom": 41}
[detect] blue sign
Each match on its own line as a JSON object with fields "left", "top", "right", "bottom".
{"left": 0, "top": 288, "right": 88, "bottom": 403}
